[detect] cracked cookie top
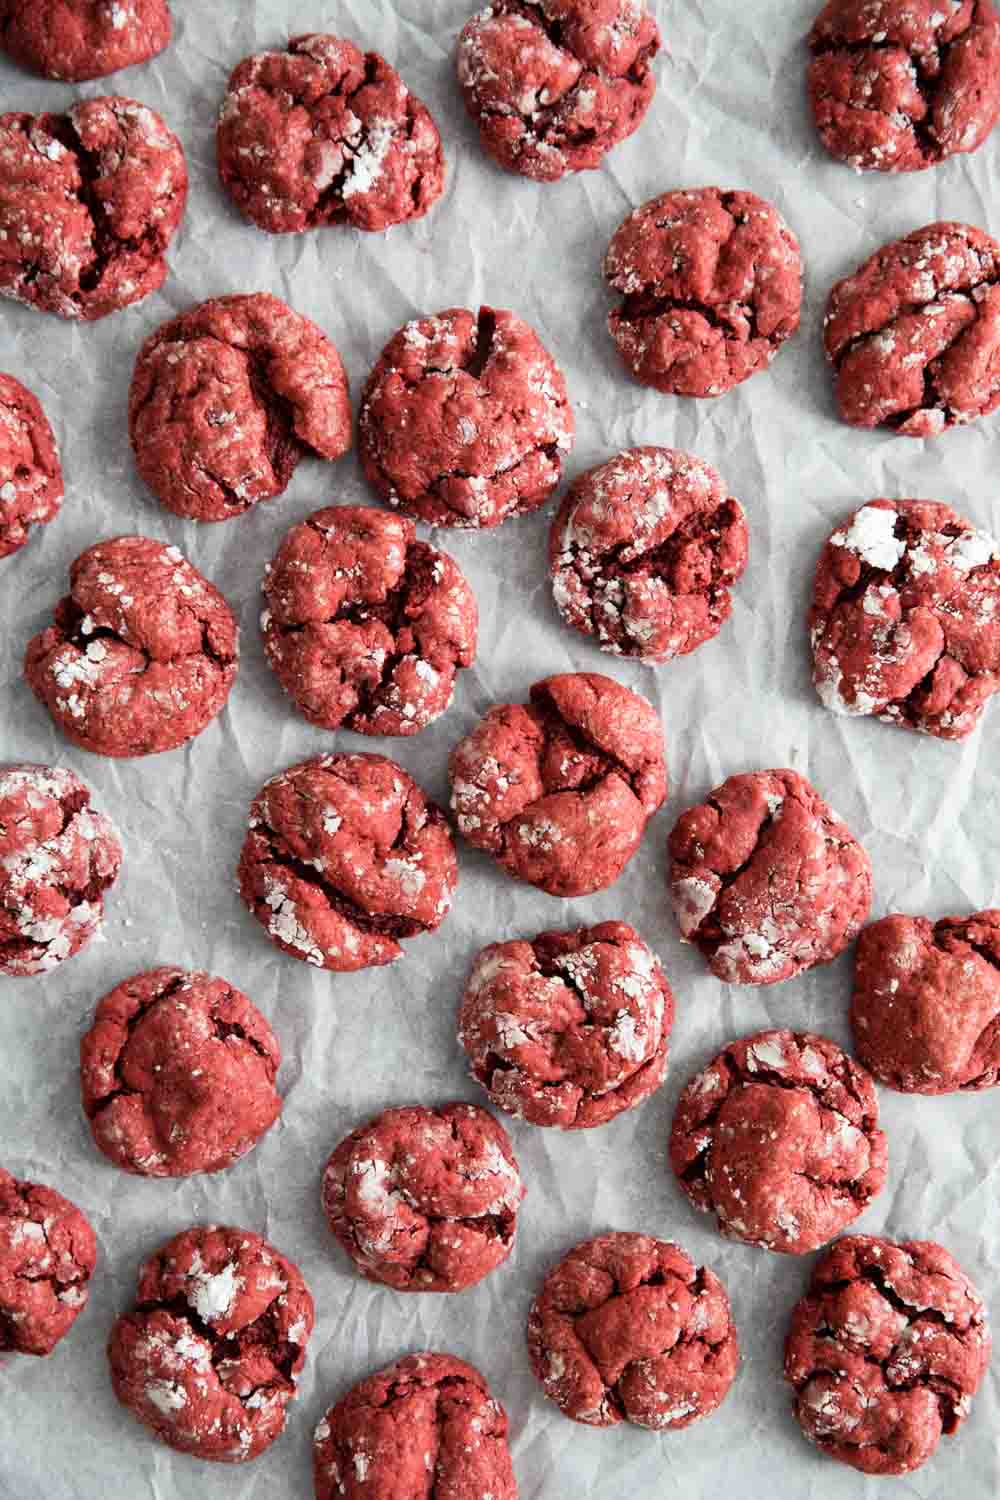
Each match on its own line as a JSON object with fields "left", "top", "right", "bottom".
{"left": 670, "top": 1029, "right": 888, "bottom": 1254}
{"left": 0, "top": 1168, "right": 96, "bottom": 1356}
{"left": 0, "top": 372, "right": 63, "bottom": 560}
{"left": 217, "top": 33, "right": 445, "bottom": 235}
{"left": 321, "top": 1102, "right": 525, "bottom": 1293}
{"left": 527, "top": 1231, "right": 739, "bottom": 1428}
{"left": 262, "top": 506, "right": 477, "bottom": 736}
{"left": 785, "top": 1233, "right": 990, "bottom": 1475}
{"left": 359, "top": 305, "right": 574, "bottom": 529}
{"left": 0, "top": 0, "right": 171, "bottom": 82}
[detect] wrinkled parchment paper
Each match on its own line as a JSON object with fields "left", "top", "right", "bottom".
{"left": 2, "top": 2, "right": 1000, "bottom": 1496}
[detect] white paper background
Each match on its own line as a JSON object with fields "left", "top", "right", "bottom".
{"left": 2, "top": 1, "right": 999, "bottom": 1495}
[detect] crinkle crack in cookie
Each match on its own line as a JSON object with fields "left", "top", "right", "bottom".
{"left": 218, "top": 33, "right": 445, "bottom": 234}
{"left": 321, "top": 1102, "right": 524, "bottom": 1293}
{"left": 824, "top": 221, "right": 1000, "bottom": 435}
{"left": 108, "top": 1225, "right": 314, "bottom": 1464}
{"left": 0, "top": 764, "right": 121, "bottom": 977}
{"left": 450, "top": 671, "right": 667, "bottom": 897}
{"left": 785, "top": 1234, "right": 991, "bottom": 1475}
{"left": 852, "top": 909, "right": 1000, "bottom": 1091}
{"left": 129, "top": 292, "right": 352, "bottom": 522}
{"left": 604, "top": 187, "right": 803, "bottom": 398}
{"left": 808, "top": 0, "right": 1000, "bottom": 172}
{"left": 262, "top": 506, "right": 477, "bottom": 735}
{"left": 238, "top": 753, "right": 457, "bottom": 973}
{"left": 313, "top": 1352, "right": 518, "bottom": 1500}
{"left": 811, "top": 498, "right": 1000, "bottom": 737}
{"left": 0, "top": 97, "right": 186, "bottom": 321}
{"left": 0, "top": 0, "right": 171, "bottom": 81}
{"left": 0, "top": 1168, "right": 96, "bottom": 1355}
{"left": 456, "top": 0, "right": 661, "bottom": 182}
{"left": 81, "top": 966, "right": 282, "bottom": 1176}
{"left": 359, "top": 305, "right": 574, "bottom": 529}
{"left": 527, "top": 1232, "right": 738, "bottom": 1428}
{"left": 670, "top": 1030, "right": 888, "bottom": 1254}
{"left": 459, "top": 922, "right": 674, "bottom": 1128}
{"left": 549, "top": 446, "right": 749, "bottom": 662}
{"left": 25, "top": 535, "right": 239, "bottom": 757}
{"left": 0, "top": 372, "right": 63, "bottom": 559}
{"left": 668, "top": 768, "right": 872, "bottom": 985}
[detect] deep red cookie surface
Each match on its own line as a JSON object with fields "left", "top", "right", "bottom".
{"left": 0, "top": 372, "right": 63, "bottom": 559}
{"left": 670, "top": 1029, "right": 887, "bottom": 1254}
{"left": 263, "top": 506, "right": 477, "bottom": 735}
{"left": 129, "top": 292, "right": 352, "bottom": 521}
{"left": 456, "top": 0, "right": 660, "bottom": 181}
{"left": 321, "top": 1102, "right": 524, "bottom": 1292}
{"left": 785, "top": 1234, "right": 990, "bottom": 1475}
{"left": 0, "top": 0, "right": 171, "bottom": 81}
{"left": 359, "top": 305, "right": 574, "bottom": 528}
{"left": 527, "top": 1232, "right": 738, "bottom": 1428}
{"left": 0, "top": 1168, "right": 96, "bottom": 1356}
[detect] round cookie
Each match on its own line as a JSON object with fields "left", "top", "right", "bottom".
{"left": 25, "top": 535, "right": 239, "bottom": 757}
{"left": 80, "top": 966, "right": 282, "bottom": 1176}
{"left": 0, "top": 373, "right": 63, "bottom": 559}
{"left": 824, "top": 221, "right": 1000, "bottom": 436}
{"left": 238, "top": 753, "right": 457, "bottom": 973}
{"left": 314, "top": 1352, "right": 517, "bottom": 1500}
{"left": 670, "top": 1030, "right": 888, "bottom": 1254}
{"left": 0, "top": 1168, "right": 96, "bottom": 1355}
{"left": 811, "top": 498, "right": 1000, "bottom": 738}
{"left": 129, "top": 292, "right": 352, "bottom": 522}
{"left": 549, "top": 446, "right": 749, "bottom": 662}
{"left": 217, "top": 33, "right": 445, "bottom": 234}
{"left": 450, "top": 672, "right": 667, "bottom": 897}
{"left": 852, "top": 910, "right": 1000, "bottom": 1091}
{"left": 0, "top": 0, "right": 171, "bottom": 81}
{"left": 668, "top": 768, "right": 872, "bottom": 985}
{"left": 0, "top": 97, "right": 186, "bottom": 321}
{"left": 456, "top": 0, "right": 661, "bottom": 182}
{"left": 359, "top": 305, "right": 574, "bottom": 529}
{"left": 459, "top": 922, "right": 674, "bottom": 1128}
{"left": 262, "top": 506, "right": 477, "bottom": 735}
{"left": 527, "top": 1232, "right": 738, "bottom": 1428}
{"left": 604, "top": 188, "right": 803, "bottom": 398}
{"left": 785, "top": 1234, "right": 991, "bottom": 1475}
{"left": 108, "top": 1224, "right": 313, "bottom": 1464}
{"left": 808, "top": 0, "right": 1000, "bottom": 173}
{"left": 321, "top": 1102, "right": 524, "bottom": 1293}
{"left": 0, "top": 764, "right": 122, "bottom": 978}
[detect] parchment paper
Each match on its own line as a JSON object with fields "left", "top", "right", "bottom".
{"left": 2, "top": 2, "right": 999, "bottom": 1496}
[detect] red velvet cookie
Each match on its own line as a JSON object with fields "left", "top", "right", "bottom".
{"left": 80, "top": 966, "right": 282, "bottom": 1176}
{"left": 456, "top": 0, "right": 660, "bottom": 182}
{"left": 321, "top": 1102, "right": 524, "bottom": 1292}
{"left": 527, "top": 1232, "right": 738, "bottom": 1428}
{"left": 238, "top": 753, "right": 457, "bottom": 972}
{"left": 605, "top": 188, "right": 803, "bottom": 398}
{"left": 450, "top": 672, "right": 667, "bottom": 897}
{"left": 314, "top": 1352, "right": 518, "bottom": 1500}
{"left": 108, "top": 1224, "right": 313, "bottom": 1464}
{"left": 670, "top": 1030, "right": 888, "bottom": 1254}
{"left": 785, "top": 1234, "right": 990, "bottom": 1475}
{"left": 0, "top": 764, "right": 122, "bottom": 977}
{"left": 668, "top": 768, "right": 872, "bottom": 985}
{"left": 808, "top": 0, "right": 1000, "bottom": 172}
{"left": 0, "top": 373, "right": 63, "bottom": 559}
{"left": 0, "top": 0, "right": 171, "bottom": 81}
{"left": 262, "top": 506, "right": 477, "bottom": 735}
{"left": 811, "top": 498, "right": 1000, "bottom": 737}
{"left": 824, "top": 221, "right": 1000, "bottom": 436}
{"left": 852, "top": 910, "right": 1000, "bottom": 1091}
{"left": 459, "top": 922, "right": 673, "bottom": 1128}
{"left": 218, "top": 33, "right": 445, "bottom": 235}
{"left": 129, "top": 292, "right": 352, "bottom": 522}
{"left": 359, "top": 305, "right": 574, "bottom": 529}
{"left": 0, "top": 97, "right": 186, "bottom": 321}
{"left": 549, "top": 446, "right": 749, "bottom": 662}
{"left": 0, "top": 1168, "right": 96, "bottom": 1356}
{"left": 25, "top": 535, "right": 238, "bottom": 757}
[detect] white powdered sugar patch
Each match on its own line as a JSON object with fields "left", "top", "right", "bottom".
{"left": 831, "top": 506, "right": 905, "bottom": 570}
